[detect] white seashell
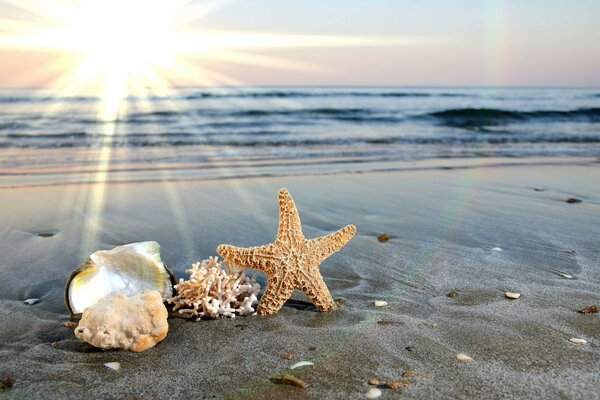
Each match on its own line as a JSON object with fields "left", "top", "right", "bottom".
{"left": 492, "top": 247, "right": 503, "bottom": 251}
{"left": 103, "top": 362, "right": 121, "bottom": 371}
{"left": 289, "top": 361, "right": 314, "bottom": 370}
{"left": 456, "top": 353, "right": 474, "bottom": 361}
{"left": 505, "top": 292, "right": 521, "bottom": 299}
{"left": 374, "top": 300, "right": 388, "bottom": 307}
{"left": 569, "top": 338, "right": 587, "bottom": 345}
{"left": 65, "top": 242, "right": 174, "bottom": 314}
{"left": 365, "top": 388, "right": 382, "bottom": 399}
{"left": 23, "top": 298, "right": 40, "bottom": 305}
{"left": 558, "top": 272, "right": 573, "bottom": 279}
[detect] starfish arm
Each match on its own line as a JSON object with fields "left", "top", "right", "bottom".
{"left": 297, "top": 269, "right": 335, "bottom": 311}
{"left": 307, "top": 224, "right": 356, "bottom": 263}
{"left": 276, "top": 188, "right": 304, "bottom": 245}
{"left": 216, "top": 243, "right": 279, "bottom": 275}
{"left": 257, "top": 276, "right": 295, "bottom": 316}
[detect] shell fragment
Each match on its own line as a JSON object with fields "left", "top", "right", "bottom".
{"left": 569, "top": 338, "right": 587, "bottom": 345}
{"left": 374, "top": 300, "right": 388, "bottom": 307}
{"left": 456, "top": 353, "right": 474, "bottom": 361}
{"left": 365, "top": 388, "right": 382, "bottom": 399}
{"left": 289, "top": 361, "right": 314, "bottom": 370}
{"left": 103, "top": 362, "right": 121, "bottom": 371}
{"left": 505, "top": 292, "right": 521, "bottom": 299}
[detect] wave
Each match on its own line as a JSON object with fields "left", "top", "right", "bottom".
{"left": 427, "top": 107, "right": 600, "bottom": 128}
{"left": 0, "top": 90, "right": 464, "bottom": 104}
{"left": 182, "top": 90, "right": 463, "bottom": 99}
{"left": 3, "top": 131, "right": 600, "bottom": 149}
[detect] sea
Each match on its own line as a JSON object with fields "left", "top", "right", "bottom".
{"left": 1, "top": 87, "right": 599, "bottom": 184}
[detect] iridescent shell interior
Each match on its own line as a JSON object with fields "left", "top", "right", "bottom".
{"left": 66, "top": 241, "right": 174, "bottom": 314}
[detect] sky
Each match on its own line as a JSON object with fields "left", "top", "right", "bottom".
{"left": 0, "top": 0, "right": 599, "bottom": 87}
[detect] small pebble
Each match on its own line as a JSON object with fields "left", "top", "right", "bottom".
{"left": 23, "top": 298, "right": 40, "bottom": 305}
{"left": 365, "top": 388, "right": 382, "bottom": 399}
{"left": 374, "top": 300, "right": 388, "bottom": 307}
{"left": 456, "top": 353, "right": 474, "bottom": 361}
{"left": 37, "top": 232, "right": 56, "bottom": 238}
{"left": 385, "top": 379, "right": 411, "bottom": 389}
{"left": 578, "top": 305, "right": 598, "bottom": 314}
{"left": 558, "top": 272, "right": 574, "bottom": 279}
{"left": 308, "top": 346, "right": 317, "bottom": 351}
{"left": 103, "top": 362, "right": 121, "bottom": 371}
{"left": 282, "top": 352, "right": 295, "bottom": 360}
{"left": 533, "top": 187, "right": 544, "bottom": 192}
{"left": 377, "top": 233, "right": 390, "bottom": 242}
{"left": 273, "top": 374, "right": 307, "bottom": 388}
{"left": 569, "top": 338, "right": 587, "bottom": 345}
{"left": 0, "top": 377, "right": 13, "bottom": 390}
{"left": 505, "top": 292, "right": 521, "bottom": 300}
{"left": 402, "top": 371, "right": 415, "bottom": 378}
{"left": 64, "top": 321, "right": 77, "bottom": 328}
{"left": 446, "top": 290, "right": 459, "bottom": 298}
{"left": 492, "top": 247, "right": 503, "bottom": 252}
{"left": 566, "top": 197, "right": 582, "bottom": 204}
{"left": 368, "top": 378, "right": 380, "bottom": 385}
{"left": 405, "top": 346, "right": 413, "bottom": 352}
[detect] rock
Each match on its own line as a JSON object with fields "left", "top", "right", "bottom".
{"left": 23, "top": 298, "right": 40, "bottom": 305}
{"left": 273, "top": 374, "right": 307, "bottom": 388}
{"left": 505, "top": 292, "right": 521, "bottom": 299}
{"left": 565, "top": 197, "right": 582, "bottom": 203}
{"left": 0, "top": 377, "right": 13, "bottom": 390}
{"left": 446, "top": 290, "right": 459, "bottom": 298}
{"left": 365, "top": 388, "right": 382, "bottom": 399}
{"left": 385, "top": 379, "right": 411, "bottom": 389}
{"left": 578, "top": 305, "right": 598, "bottom": 314}
{"left": 402, "top": 371, "right": 415, "bottom": 378}
{"left": 75, "top": 290, "right": 168, "bottom": 352}
{"left": 377, "top": 233, "right": 390, "bottom": 242}
{"left": 374, "top": 300, "right": 388, "bottom": 307}
{"left": 368, "top": 378, "right": 380, "bottom": 385}
{"left": 282, "top": 352, "right": 295, "bottom": 360}
{"left": 533, "top": 187, "right": 544, "bottom": 192}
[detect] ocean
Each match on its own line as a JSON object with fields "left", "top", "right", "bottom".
{"left": 1, "top": 87, "right": 599, "bottom": 183}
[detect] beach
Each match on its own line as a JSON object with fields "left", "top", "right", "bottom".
{"left": 1, "top": 156, "right": 599, "bottom": 399}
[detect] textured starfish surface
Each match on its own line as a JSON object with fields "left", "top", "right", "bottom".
{"left": 217, "top": 188, "right": 356, "bottom": 316}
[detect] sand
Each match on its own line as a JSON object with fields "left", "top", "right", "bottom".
{"left": 0, "top": 157, "right": 599, "bottom": 399}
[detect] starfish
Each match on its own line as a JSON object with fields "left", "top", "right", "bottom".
{"left": 217, "top": 188, "right": 356, "bottom": 316}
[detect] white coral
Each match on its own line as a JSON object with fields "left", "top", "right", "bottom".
{"left": 168, "top": 257, "right": 260, "bottom": 319}
{"left": 74, "top": 290, "right": 169, "bottom": 352}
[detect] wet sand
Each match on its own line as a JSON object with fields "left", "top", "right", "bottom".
{"left": 0, "top": 157, "right": 599, "bottom": 399}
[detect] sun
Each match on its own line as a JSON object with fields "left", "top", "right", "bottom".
{"left": 65, "top": 0, "right": 178, "bottom": 80}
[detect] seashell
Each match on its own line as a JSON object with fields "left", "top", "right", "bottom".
{"left": 365, "top": 388, "right": 382, "bottom": 399}
{"left": 492, "top": 247, "right": 503, "bottom": 251}
{"left": 374, "top": 300, "right": 388, "bottom": 307}
{"left": 23, "top": 298, "right": 40, "bottom": 305}
{"left": 505, "top": 292, "right": 521, "bottom": 299}
{"left": 558, "top": 272, "right": 573, "bottom": 279}
{"left": 569, "top": 338, "right": 587, "bottom": 345}
{"left": 456, "top": 353, "right": 474, "bottom": 361}
{"left": 65, "top": 242, "right": 175, "bottom": 315}
{"left": 103, "top": 362, "right": 121, "bottom": 371}
{"left": 289, "top": 361, "right": 314, "bottom": 370}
